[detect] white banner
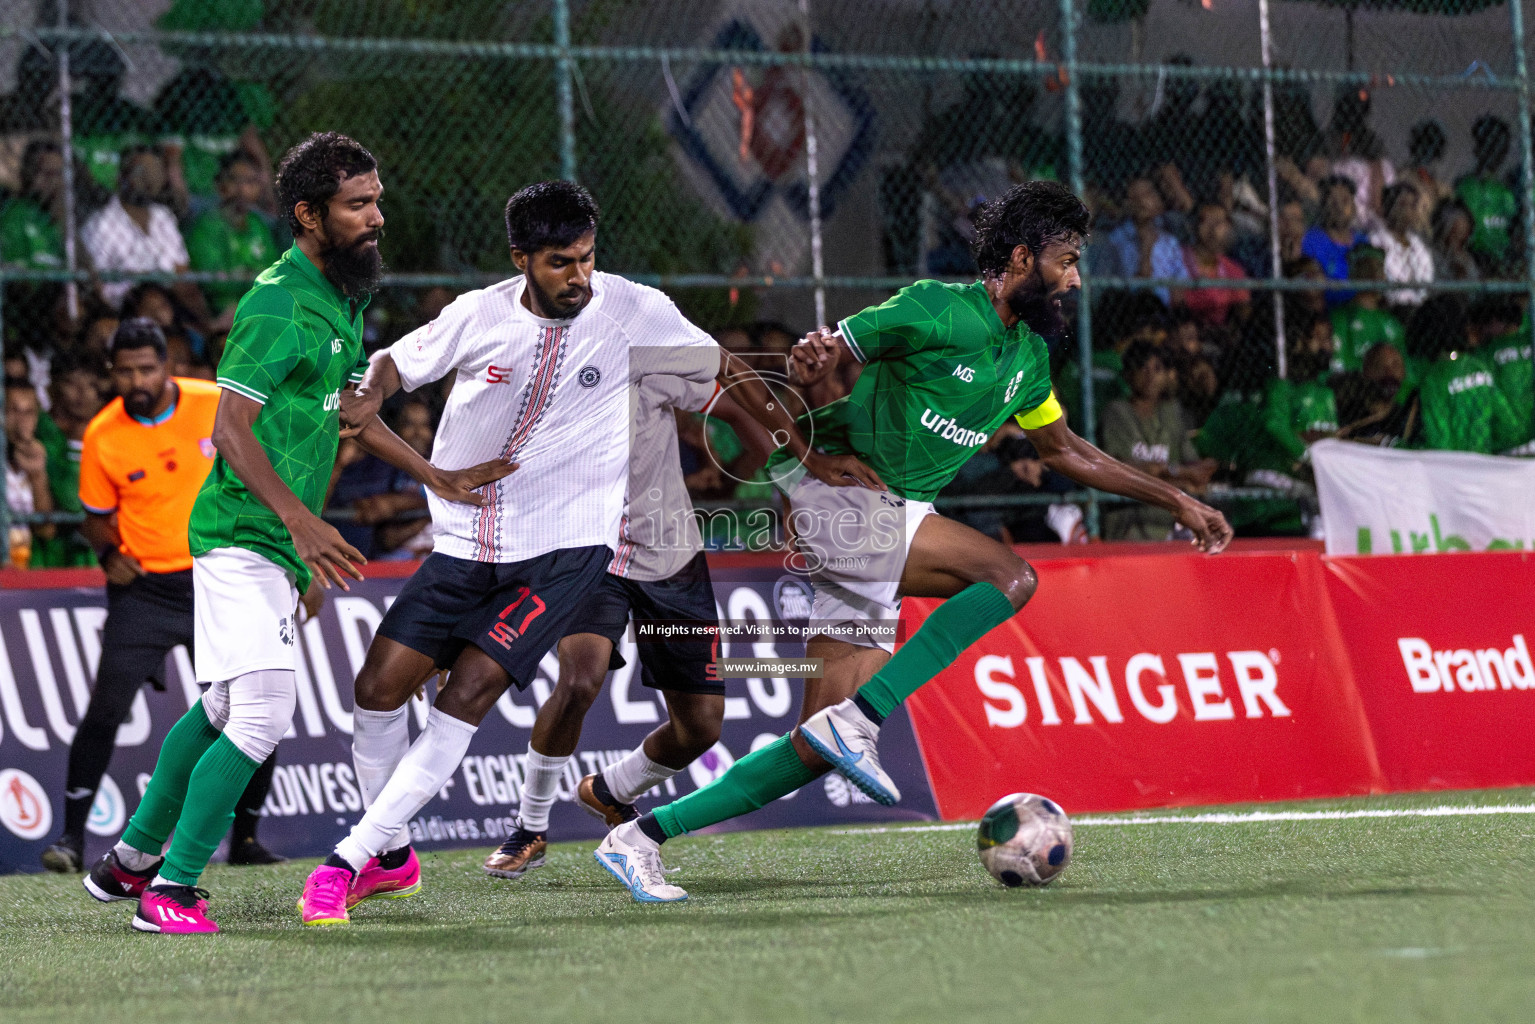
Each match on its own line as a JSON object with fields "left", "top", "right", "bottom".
{"left": 1311, "top": 439, "right": 1535, "bottom": 555}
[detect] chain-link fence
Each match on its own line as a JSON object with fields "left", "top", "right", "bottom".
{"left": 1, "top": 0, "right": 1532, "bottom": 564}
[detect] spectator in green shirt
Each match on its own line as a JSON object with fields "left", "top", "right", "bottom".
{"left": 1264, "top": 311, "right": 1340, "bottom": 469}
{"left": 1411, "top": 295, "right": 1524, "bottom": 455}
{"left": 1, "top": 140, "right": 65, "bottom": 270}
{"left": 31, "top": 350, "right": 106, "bottom": 567}
{"left": 1100, "top": 340, "right": 1216, "bottom": 540}
{"left": 1, "top": 140, "right": 66, "bottom": 349}
{"left": 1329, "top": 245, "right": 1406, "bottom": 373}
{"left": 187, "top": 151, "right": 279, "bottom": 327}
{"left": 1454, "top": 116, "right": 1517, "bottom": 277}
{"left": 1470, "top": 297, "right": 1533, "bottom": 453}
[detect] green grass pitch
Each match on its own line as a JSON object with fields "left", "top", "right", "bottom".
{"left": 3, "top": 788, "right": 1532, "bottom": 1023}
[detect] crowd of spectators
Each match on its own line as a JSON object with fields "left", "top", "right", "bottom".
{"left": 898, "top": 64, "right": 1535, "bottom": 542}
{"left": 3, "top": 35, "right": 1534, "bottom": 560}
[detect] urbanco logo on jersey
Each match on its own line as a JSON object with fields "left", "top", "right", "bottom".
{"left": 920, "top": 408, "right": 989, "bottom": 448}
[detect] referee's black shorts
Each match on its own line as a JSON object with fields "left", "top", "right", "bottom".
{"left": 563, "top": 551, "right": 723, "bottom": 696}
{"left": 99, "top": 569, "right": 195, "bottom": 691}
{"left": 377, "top": 545, "right": 612, "bottom": 690}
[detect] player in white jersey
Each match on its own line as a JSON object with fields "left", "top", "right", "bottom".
{"left": 481, "top": 364, "right": 777, "bottom": 879}
{"left": 297, "top": 181, "right": 880, "bottom": 925}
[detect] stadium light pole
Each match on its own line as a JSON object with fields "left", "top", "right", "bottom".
{"left": 554, "top": 0, "right": 577, "bottom": 181}
{"left": 1512, "top": 0, "right": 1535, "bottom": 442}
{"left": 1059, "top": 0, "right": 1098, "bottom": 537}
{"left": 1258, "top": 0, "right": 1286, "bottom": 381}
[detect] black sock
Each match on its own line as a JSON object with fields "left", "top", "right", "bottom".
{"left": 323, "top": 853, "right": 356, "bottom": 877}
{"left": 232, "top": 750, "right": 278, "bottom": 844}
{"left": 591, "top": 771, "right": 621, "bottom": 807}
{"left": 853, "top": 693, "right": 887, "bottom": 727}
{"left": 60, "top": 793, "right": 93, "bottom": 849}
{"left": 636, "top": 813, "right": 668, "bottom": 846}
{"left": 377, "top": 846, "right": 411, "bottom": 870}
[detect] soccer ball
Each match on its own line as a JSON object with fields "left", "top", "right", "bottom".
{"left": 976, "top": 792, "right": 1073, "bottom": 888}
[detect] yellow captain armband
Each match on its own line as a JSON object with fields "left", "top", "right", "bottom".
{"left": 1014, "top": 391, "right": 1064, "bottom": 430}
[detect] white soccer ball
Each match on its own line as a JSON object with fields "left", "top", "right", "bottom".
{"left": 976, "top": 792, "right": 1073, "bottom": 888}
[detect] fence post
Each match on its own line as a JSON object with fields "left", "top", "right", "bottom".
{"left": 798, "top": 0, "right": 826, "bottom": 330}
{"left": 1059, "top": 0, "right": 1098, "bottom": 536}
{"left": 1258, "top": 0, "right": 1286, "bottom": 380}
{"left": 553, "top": 0, "right": 577, "bottom": 181}
{"left": 57, "top": 0, "right": 79, "bottom": 321}
{"left": 1512, "top": 0, "right": 1535, "bottom": 443}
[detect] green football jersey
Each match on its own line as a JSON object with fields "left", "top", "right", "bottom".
{"left": 1418, "top": 350, "right": 1523, "bottom": 455}
{"left": 188, "top": 244, "right": 368, "bottom": 590}
{"left": 187, "top": 208, "right": 277, "bottom": 312}
{"left": 0, "top": 199, "right": 63, "bottom": 269}
{"left": 1455, "top": 176, "right": 1516, "bottom": 261}
{"left": 1263, "top": 377, "right": 1338, "bottom": 463}
{"left": 773, "top": 280, "right": 1055, "bottom": 502}
{"left": 1485, "top": 332, "right": 1534, "bottom": 448}
{"left": 1330, "top": 304, "right": 1405, "bottom": 373}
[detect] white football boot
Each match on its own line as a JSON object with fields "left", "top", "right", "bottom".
{"left": 799, "top": 699, "right": 901, "bottom": 806}
{"left": 593, "top": 821, "right": 688, "bottom": 903}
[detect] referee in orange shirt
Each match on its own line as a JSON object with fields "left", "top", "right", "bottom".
{"left": 40, "top": 319, "right": 294, "bottom": 872}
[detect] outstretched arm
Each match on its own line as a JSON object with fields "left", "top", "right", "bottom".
{"left": 339, "top": 349, "right": 404, "bottom": 434}
{"left": 716, "top": 348, "right": 885, "bottom": 490}
{"left": 212, "top": 389, "right": 367, "bottom": 589}
{"left": 351, "top": 417, "right": 518, "bottom": 507}
{"left": 1024, "top": 415, "right": 1233, "bottom": 553}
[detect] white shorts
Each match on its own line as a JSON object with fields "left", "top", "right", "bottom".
{"left": 783, "top": 475, "right": 935, "bottom": 654}
{"left": 193, "top": 546, "right": 301, "bottom": 683}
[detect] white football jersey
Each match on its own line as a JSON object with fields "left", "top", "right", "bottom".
{"left": 390, "top": 271, "right": 720, "bottom": 563}
{"left": 609, "top": 374, "right": 722, "bottom": 582}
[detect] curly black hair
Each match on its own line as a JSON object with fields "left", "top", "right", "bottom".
{"left": 504, "top": 180, "right": 600, "bottom": 254}
{"left": 970, "top": 180, "right": 1089, "bottom": 277}
{"left": 275, "top": 132, "right": 377, "bottom": 236}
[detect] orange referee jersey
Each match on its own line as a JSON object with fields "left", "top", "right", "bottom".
{"left": 78, "top": 378, "right": 222, "bottom": 574}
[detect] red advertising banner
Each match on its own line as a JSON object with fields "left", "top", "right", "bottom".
{"left": 904, "top": 548, "right": 1386, "bottom": 820}
{"left": 1322, "top": 551, "right": 1535, "bottom": 792}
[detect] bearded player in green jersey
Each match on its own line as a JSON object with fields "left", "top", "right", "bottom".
{"left": 82, "top": 133, "right": 510, "bottom": 933}
{"left": 594, "top": 180, "right": 1234, "bottom": 902}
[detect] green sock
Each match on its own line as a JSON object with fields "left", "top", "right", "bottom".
{"left": 856, "top": 582, "right": 1015, "bottom": 720}
{"left": 158, "top": 735, "right": 260, "bottom": 886}
{"left": 120, "top": 699, "right": 222, "bottom": 856}
{"left": 653, "top": 735, "right": 819, "bottom": 839}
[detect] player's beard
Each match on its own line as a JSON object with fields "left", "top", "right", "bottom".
{"left": 1006, "top": 272, "right": 1073, "bottom": 338}
{"left": 322, "top": 227, "right": 386, "bottom": 298}
{"left": 123, "top": 387, "right": 158, "bottom": 419}
{"left": 525, "top": 269, "right": 591, "bottom": 319}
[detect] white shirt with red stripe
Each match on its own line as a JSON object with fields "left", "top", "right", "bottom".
{"left": 389, "top": 271, "right": 720, "bottom": 564}
{"left": 609, "top": 374, "right": 722, "bottom": 582}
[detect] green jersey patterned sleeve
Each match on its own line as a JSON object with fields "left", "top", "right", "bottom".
{"left": 216, "top": 292, "right": 303, "bottom": 404}
{"left": 350, "top": 347, "right": 369, "bottom": 385}
{"left": 838, "top": 280, "right": 948, "bottom": 363}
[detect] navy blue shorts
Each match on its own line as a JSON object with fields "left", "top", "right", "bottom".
{"left": 377, "top": 545, "right": 611, "bottom": 690}
{"left": 565, "top": 551, "right": 723, "bottom": 696}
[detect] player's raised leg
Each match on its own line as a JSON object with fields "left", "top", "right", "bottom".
{"left": 800, "top": 514, "right": 1034, "bottom": 804}
{"left": 597, "top": 634, "right": 884, "bottom": 902}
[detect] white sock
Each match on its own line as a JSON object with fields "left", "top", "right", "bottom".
{"left": 333, "top": 708, "right": 476, "bottom": 872}
{"left": 353, "top": 705, "right": 413, "bottom": 852}
{"left": 114, "top": 841, "right": 160, "bottom": 872}
{"left": 517, "top": 747, "right": 569, "bottom": 833}
{"left": 150, "top": 874, "right": 174, "bottom": 888}
{"left": 603, "top": 747, "right": 678, "bottom": 805}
